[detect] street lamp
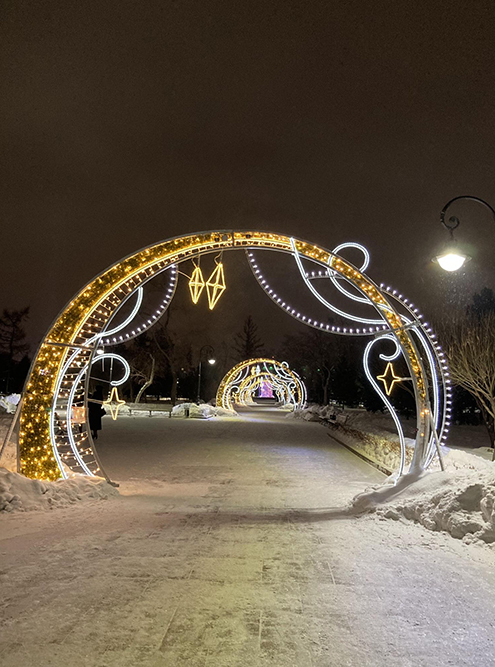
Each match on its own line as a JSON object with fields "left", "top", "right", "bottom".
{"left": 196, "top": 345, "right": 215, "bottom": 404}
{"left": 433, "top": 195, "right": 495, "bottom": 272}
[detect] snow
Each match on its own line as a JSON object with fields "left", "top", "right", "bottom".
{"left": 0, "top": 414, "right": 17, "bottom": 472}
{"left": 0, "top": 467, "right": 118, "bottom": 512}
{"left": 0, "top": 393, "right": 21, "bottom": 414}
{"left": 171, "top": 402, "right": 238, "bottom": 419}
{"left": 360, "top": 449, "right": 495, "bottom": 544}
{"left": 1, "top": 411, "right": 495, "bottom": 666}
{"left": 290, "top": 405, "right": 495, "bottom": 545}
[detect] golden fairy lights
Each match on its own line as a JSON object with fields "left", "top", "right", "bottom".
{"left": 19, "top": 230, "right": 428, "bottom": 481}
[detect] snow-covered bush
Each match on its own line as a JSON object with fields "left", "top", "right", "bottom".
{"left": 0, "top": 393, "right": 21, "bottom": 414}
{"left": 171, "top": 402, "right": 237, "bottom": 419}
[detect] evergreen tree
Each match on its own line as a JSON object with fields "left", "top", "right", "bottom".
{"left": 233, "top": 315, "right": 264, "bottom": 360}
{"left": 0, "top": 307, "right": 30, "bottom": 393}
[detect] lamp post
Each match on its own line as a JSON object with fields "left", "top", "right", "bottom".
{"left": 196, "top": 345, "right": 215, "bottom": 404}
{"left": 433, "top": 195, "right": 495, "bottom": 272}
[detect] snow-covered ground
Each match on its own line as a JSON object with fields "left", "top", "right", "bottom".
{"left": 1, "top": 409, "right": 495, "bottom": 666}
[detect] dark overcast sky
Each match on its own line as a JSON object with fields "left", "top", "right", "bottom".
{"left": 1, "top": 0, "right": 494, "bottom": 349}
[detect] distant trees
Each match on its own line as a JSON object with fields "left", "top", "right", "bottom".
{"left": 281, "top": 329, "right": 364, "bottom": 407}
{"left": 443, "top": 309, "right": 495, "bottom": 459}
{"left": 439, "top": 288, "right": 495, "bottom": 459}
{"left": 0, "top": 307, "right": 30, "bottom": 393}
{"left": 233, "top": 315, "right": 264, "bottom": 360}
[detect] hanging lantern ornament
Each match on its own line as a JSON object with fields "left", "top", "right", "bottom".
{"left": 206, "top": 254, "right": 226, "bottom": 310}
{"left": 188, "top": 258, "right": 205, "bottom": 305}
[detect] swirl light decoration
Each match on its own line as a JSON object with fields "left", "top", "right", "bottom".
{"left": 216, "top": 359, "right": 307, "bottom": 411}
{"left": 19, "top": 231, "right": 446, "bottom": 482}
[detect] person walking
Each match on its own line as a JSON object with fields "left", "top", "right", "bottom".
{"left": 88, "top": 386, "right": 106, "bottom": 439}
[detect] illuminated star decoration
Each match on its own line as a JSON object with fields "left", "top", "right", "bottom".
{"left": 188, "top": 263, "right": 205, "bottom": 304}
{"left": 103, "top": 386, "right": 126, "bottom": 420}
{"left": 377, "top": 362, "right": 409, "bottom": 396}
{"left": 206, "top": 261, "right": 226, "bottom": 310}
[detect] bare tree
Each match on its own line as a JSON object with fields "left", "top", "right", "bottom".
{"left": 444, "top": 311, "right": 495, "bottom": 460}
{"left": 152, "top": 316, "right": 194, "bottom": 406}
{"left": 124, "top": 334, "right": 158, "bottom": 403}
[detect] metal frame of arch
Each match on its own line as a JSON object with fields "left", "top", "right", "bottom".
{"left": 19, "top": 230, "right": 448, "bottom": 482}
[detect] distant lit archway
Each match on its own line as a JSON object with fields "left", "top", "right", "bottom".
{"left": 216, "top": 358, "right": 306, "bottom": 411}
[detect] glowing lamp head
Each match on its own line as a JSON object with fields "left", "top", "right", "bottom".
{"left": 208, "top": 358, "right": 216, "bottom": 365}
{"left": 433, "top": 249, "right": 470, "bottom": 272}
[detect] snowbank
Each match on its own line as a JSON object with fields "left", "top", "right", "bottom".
{"left": 0, "top": 468, "right": 119, "bottom": 513}
{"left": 171, "top": 402, "right": 237, "bottom": 419}
{"left": 355, "top": 450, "right": 495, "bottom": 544}
{"left": 288, "top": 405, "right": 416, "bottom": 472}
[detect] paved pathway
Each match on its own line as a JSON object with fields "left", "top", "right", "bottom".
{"left": 1, "top": 408, "right": 495, "bottom": 666}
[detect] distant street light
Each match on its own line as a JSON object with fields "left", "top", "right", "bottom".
{"left": 433, "top": 195, "right": 495, "bottom": 272}
{"left": 197, "top": 345, "right": 215, "bottom": 404}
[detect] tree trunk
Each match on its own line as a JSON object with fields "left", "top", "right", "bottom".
{"left": 475, "top": 398, "right": 495, "bottom": 456}
{"left": 135, "top": 357, "right": 155, "bottom": 403}
{"left": 170, "top": 369, "right": 178, "bottom": 406}
{"left": 322, "top": 371, "right": 330, "bottom": 405}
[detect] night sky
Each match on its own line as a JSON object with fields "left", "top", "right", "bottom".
{"left": 1, "top": 0, "right": 494, "bottom": 351}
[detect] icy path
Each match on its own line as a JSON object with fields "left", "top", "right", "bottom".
{"left": 1, "top": 409, "right": 495, "bottom": 666}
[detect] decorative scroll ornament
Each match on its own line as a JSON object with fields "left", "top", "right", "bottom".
{"left": 206, "top": 260, "right": 226, "bottom": 310}
{"left": 189, "top": 262, "right": 205, "bottom": 304}
{"left": 103, "top": 386, "right": 126, "bottom": 420}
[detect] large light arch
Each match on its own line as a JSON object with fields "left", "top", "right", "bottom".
{"left": 19, "top": 230, "right": 446, "bottom": 482}
{"left": 216, "top": 358, "right": 307, "bottom": 411}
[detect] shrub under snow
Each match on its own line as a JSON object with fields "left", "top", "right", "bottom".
{"left": 171, "top": 402, "right": 237, "bottom": 419}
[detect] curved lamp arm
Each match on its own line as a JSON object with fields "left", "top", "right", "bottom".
{"left": 441, "top": 196, "right": 495, "bottom": 236}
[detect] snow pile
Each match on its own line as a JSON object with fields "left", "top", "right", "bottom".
{"left": 118, "top": 404, "right": 170, "bottom": 418}
{"left": 0, "top": 468, "right": 119, "bottom": 513}
{"left": 0, "top": 393, "right": 21, "bottom": 414}
{"left": 330, "top": 421, "right": 415, "bottom": 474}
{"left": 171, "top": 402, "right": 237, "bottom": 419}
{"left": 288, "top": 405, "right": 415, "bottom": 472}
{"left": 365, "top": 451, "right": 495, "bottom": 544}
{"left": 286, "top": 405, "right": 323, "bottom": 422}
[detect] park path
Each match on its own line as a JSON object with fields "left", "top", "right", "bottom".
{"left": 1, "top": 408, "right": 495, "bottom": 666}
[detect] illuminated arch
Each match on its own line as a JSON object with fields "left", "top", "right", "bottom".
{"left": 19, "top": 231, "right": 447, "bottom": 482}
{"left": 216, "top": 358, "right": 307, "bottom": 411}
